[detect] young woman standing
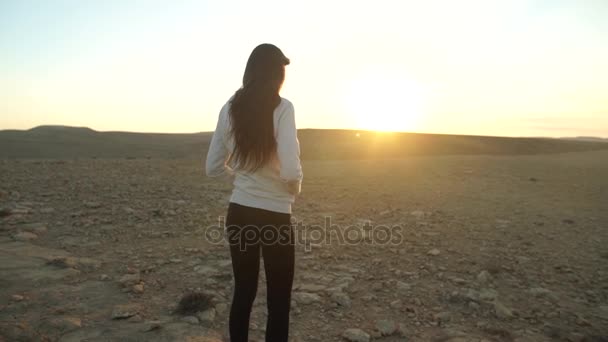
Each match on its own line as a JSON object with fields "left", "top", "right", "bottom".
{"left": 206, "top": 43, "right": 302, "bottom": 342}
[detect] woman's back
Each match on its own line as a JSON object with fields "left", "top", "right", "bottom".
{"left": 206, "top": 96, "right": 302, "bottom": 214}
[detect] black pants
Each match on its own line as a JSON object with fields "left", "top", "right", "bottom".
{"left": 225, "top": 202, "right": 295, "bottom": 342}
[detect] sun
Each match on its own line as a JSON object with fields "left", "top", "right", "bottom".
{"left": 342, "top": 69, "right": 426, "bottom": 132}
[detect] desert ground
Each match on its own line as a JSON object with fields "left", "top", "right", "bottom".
{"left": 1, "top": 150, "right": 607, "bottom": 341}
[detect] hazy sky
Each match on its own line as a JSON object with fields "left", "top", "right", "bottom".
{"left": 1, "top": 0, "right": 607, "bottom": 137}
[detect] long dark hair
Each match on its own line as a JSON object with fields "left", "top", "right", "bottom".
{"left": 228, "top": 43, "right": 290, "bottom": 172}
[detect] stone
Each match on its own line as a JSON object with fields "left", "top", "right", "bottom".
{"left": 477, "top": 270, "right": 492, "bottom": 283}
{"left": 84, "top": 201, "right": 101, "bottom": 209}
{"left": 380, "top": 209, "right": 392, "bottom": 216}
{"left": 396, "top": 281, "right": 412, "bottom": 291}
{"left": 197, "top": 308, "right": 216, "bottom": 324}
{"left": 181, "top": 315, "right": 199, "bottom": 324}
{"left": 118, "top": 273, "right": 141, "bottom": 287}
{"left": 342, "top": 328, "right": 370, "bottom": 342}
{"left": 111, "top": 304, "right": 140, "bottom": 319}
{"left": 46, "top": 256, "right": 101, "bottom": 271}
{"left": 410, "top": 210, "right": 425, "bottom": 219}
{"left": 44, "top": 316, "right": 82, "bottom": 333}
{"left": 479, "top": 288, "right": 498, "bottom": 301}
{"left": 390, "top": 299, "right": 402, "bottom": 309}
{"left": 298, "top": 283, "right": 326, "bottom": 292}
{"left": 293, "top": 292, "right": 321, "bottom": 305}
{"left": 21, "top": 223, "right": 48, "bottom": 234}
{"left": 215, "top": 303, "right": 228, "bottom": 315}
{"left": 494, "top": 300, "right": 514, "bottom": 319}
{"left": 375, "top": 319, "right": 398, "bottom": 336}
{"left": 330, "top": 291, "right": 352, "bottom": 307}
{"left": 12, "top": 231, "right": 38, "bottom": 241}
{"left": 11, "top": 294, "right": 25, "bottom": 301}
{"left": 434, "top": 311, "right": 451, "bottom": 322}
{"left": 132, "top": 283, "right": 144, "bottom": 294}
{"left": 427, "top": 248, "right": 441, "bottom": 256}
{"left": 528, "top": 287, "right": 558, "bottom": 301}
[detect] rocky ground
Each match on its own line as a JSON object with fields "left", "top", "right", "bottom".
{"left": 1, "top": 151, "right": 607, "bottom": 341}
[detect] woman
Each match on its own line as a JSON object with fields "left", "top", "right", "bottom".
{"left": 205, "top": 43, "right": 303, "bottom": 342}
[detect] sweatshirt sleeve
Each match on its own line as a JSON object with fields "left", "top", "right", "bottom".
{"left": 276, "top": 101, "right": 303, "bottom": 185}
{"left": 205, "top": 107, "right": 231, "bottom": 177}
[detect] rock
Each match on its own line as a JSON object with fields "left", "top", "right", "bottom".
{"left": 479, "top": 288, "right": 498, "bottom": 301}
{"left": 410, "top": 210, "right": 425, "bottom": 219}
{"left": 375, "top": 319, "right": 398, "bottom": 336}
{"left": 132, "top": 283, "right": 144, "bottom": 294}
{"left": 389, "top": 299, "right": 402, "bottom": 309}
{"left": 181, "top": 315, "right": 199, "bottom": 324}
{"left": 128, "top": 314, "right": 143, "bottom": 322}
{"left": 293, "top": 292, "right": 321, "bottom": 305}
{"left": 197, "top": 308, "right": 216, "bottom": 324}
{"left": 84, "top": 201, "right": 101, "bottom": 209}
{"left": 361, "top": 294, "right": 377, "bottom": 301}
{"left": 396, "top": 281, "right": 412, "bottom": 291}
{"left": 371, "top": 282, "right": 383, "bottom": 291}
{"left": 21, "top": 223, "right": 48, "bottom": 234}
{"left": 330, "top": 291, "right": 352, "bottom": 307}
{"left": 11, "top": 294, "right": 25, "bottom": 301}
{"left": 528, "top": 287, "right": 558, "bottom": 301}
{"left": 448, "top": 277, "right": 467, "bottom": 285}
{"left": 194, "top": 265, "right": 220, "bottom": 275}
{"left": 111, "top": 304, "right": 140, "bottom": 319}
{"left": 46, "top": 256, "right": 101, "bottom": 271}
{"left": 477, "top": 270, "right": 492, "bottom": 284}
{"left": 435, "top": 329, "right": 467, "bottom": 341}
{"left": 434, "top": 311, "right": 451, "bottom": 323}
{"left": 43, "top": 316, "right": 82, "bottom": 333}
{"left": 342, "top": 328, "right": 370, "bottom": 342}
{"left": 380, "top": 209, "right": 392, "bottom": 216}
{"left": 215, "top": 303, "right": 228, "bottom": 315}
{"left": 100, "top": 274, "right": 110, "bottom": 281}
{"left": 494, "top": 300, "right": 514, "bottom": 319}
{"left": 298, "top": 283, "right": 326, "bottom": 292}
{"left": 12, "top": 231, "right": 38, "bottom": 241}
{"left": 118, "top": 273, "right": 141, "bottom": 287}
{"left": 575, "top": 316, "right": 591, "bottom": 326}
{"left": 427, "top": 248, "right": 441, "bottom": 256}
{"left": 141, "top": 320, "right": 163, "bottom": 332}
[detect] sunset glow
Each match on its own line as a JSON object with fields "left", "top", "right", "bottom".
{"left": 1, "top": 0, "right": 607, "bottom": 137}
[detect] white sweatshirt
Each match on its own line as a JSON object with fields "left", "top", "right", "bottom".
{"left": 205, "top": 97, "right": 303, "bottom": 214}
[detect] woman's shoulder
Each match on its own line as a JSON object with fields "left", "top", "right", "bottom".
{"left": 279, "top": 97, "right": 294, "bottom": 112}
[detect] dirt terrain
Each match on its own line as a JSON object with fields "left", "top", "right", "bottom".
{"left": 1, "top": 151, "right": 607, "bottom": 341}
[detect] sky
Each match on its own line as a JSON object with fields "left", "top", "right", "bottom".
{"left": 1, "top": 0, "right": 607, "bottom": 137}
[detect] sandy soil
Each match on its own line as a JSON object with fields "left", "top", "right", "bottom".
{"left": 1, "top": 150, "right": 607, "bottom": 341}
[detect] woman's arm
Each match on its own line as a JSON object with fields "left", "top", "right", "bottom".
{"left": 276, "top": 101, "right": 303, "bottom": 195}
{"left": 205, "top": 106, "right": 232, "bottom": 178}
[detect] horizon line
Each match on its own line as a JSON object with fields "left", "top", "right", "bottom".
{"left": 1, "top": 124, "right": 607, "bottom": 140}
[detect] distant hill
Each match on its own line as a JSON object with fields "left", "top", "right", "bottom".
{"left": 1, "top": 125, "right": 607, "bottom": 159}
{"left": 0, "top": 126, "right": 212, "bottom": 159}
{"left": 560, "top": 136, "right": 608, "bottom": 143}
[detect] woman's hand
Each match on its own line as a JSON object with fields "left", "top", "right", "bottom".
{"left": 285, "top": 180, "right": 301, "bottom": 196}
